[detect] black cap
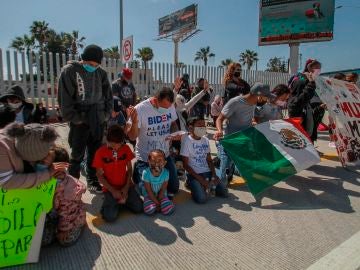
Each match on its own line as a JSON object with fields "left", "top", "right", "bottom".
{"left": 0, "top": 85, "right": 26, "bottom": 102}
{"left": 81, "top": 44, "right": 103, "bottom": 64}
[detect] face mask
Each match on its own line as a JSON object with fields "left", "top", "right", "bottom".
{"left": 36, "top": 163, "right": 48, "bottom": 172}
{"left": 149, "top": 164, "right": 164, "bottom": 175}
{"left": 157, "top": 107, "right": 168, "bottom": 114}
{"left": 257, "top": 101, "right": 267, "bottom": 107}
{"left": 194, "top": 127, "right": 207, "bottom": 137}
{"left": 312, "top": 69, "right": 321, "bottom": 77}
{"left": 8, "top": 102, "right": 22, "bottom": 110}
{"left": 82, "top": 64, "right": 98, "bottom": 73}
{"left": 234, "top": 72, "right": 241, "bottom": 78}
{"left": 275, "top": 100, "right": 287, "bottom": 107}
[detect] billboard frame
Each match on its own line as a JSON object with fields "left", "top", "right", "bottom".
{"left": 158, "top": 4, "right": 198, "bottom": 38}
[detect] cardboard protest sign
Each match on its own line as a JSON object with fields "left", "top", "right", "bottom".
{"left": 0, "top": 179, "right": 56, "bottom": 268}
{"left": 316, "top": 76, "right": 360, "bottom": 169}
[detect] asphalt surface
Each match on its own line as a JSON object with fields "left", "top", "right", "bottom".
{"left": 8, "top": 123, "right": 360, "bottom": 270}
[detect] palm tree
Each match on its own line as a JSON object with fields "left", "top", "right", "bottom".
{"left": 194, "top": 46, "right": 215, "bottom": 76}
{"left": 103, "top": 46, "right": 120, "bottom": 59}
{"left": 194, "top": 46, "right": 215, "bottom": 67}
{"left": 135, "top": 47, "right": 154, "bottom": 95}
{"left": 220, "top": 58, "right": 233, "bottom": 68}
{"left": 10, "top": 35, "right": 35, "bottom": 52}
{"left": 62, "top": 31, "right": 86, "bottom": 55}
{"left": 239, "top": 50, "right": 259, "bottom": 71}
{"left": 30, "top": 20, "right": 50, "bottom": 51}
{"left": 135, "top": 47, "right": 154, "bottom": 68}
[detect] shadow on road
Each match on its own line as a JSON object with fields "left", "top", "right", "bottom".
{"left": 247, "top": 165, "right": 360, "bottom": 213}
{"left": 86, "top": 189, "right": 250, "bottom": 245}
{"left": 24, "top": 226, "right": 102, "bottom": 269}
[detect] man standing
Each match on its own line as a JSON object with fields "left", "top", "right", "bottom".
{"left": 214, "top": 83, "right": 273, "bottom": 185}
{"left": 128, "top": 87, "right": 179, "bottom": 198}
{"left": 58, "top": 44, "right": 113, "bottom": 193}
{"left": 112, "top": 68, "right": 137, "bottom": 117}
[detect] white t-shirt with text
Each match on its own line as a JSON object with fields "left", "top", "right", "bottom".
{"left": 180, "top": 134, "right": 211, "bottom": 174}
{"left": 134, "top": 99, "right": 177, "bottom": 161}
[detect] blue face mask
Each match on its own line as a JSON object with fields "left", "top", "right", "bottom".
{"left": 82, "top": 64, "right": 98, "bottom": 73}
{"left": 36, "top": 163, "right": 49, "bottom": 172}
{"left": 157, "top": 107, "right": 168, "bottom": 114}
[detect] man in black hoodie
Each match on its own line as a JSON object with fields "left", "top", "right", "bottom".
{"left": 58, "top": 44, "right": 113, "bottom": 193}
{"left": 0, "top": 85, "right": 34, "bottom": 124}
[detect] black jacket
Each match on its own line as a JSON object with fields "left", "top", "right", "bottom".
{"left": 223, "top": 79, "right": 250, "bottom": 104}
{"left": 288, "top": 77, "right": 316, "bottom": 118}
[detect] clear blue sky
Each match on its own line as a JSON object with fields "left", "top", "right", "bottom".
{"left": 0, "top": 0, "right": 359, "bottom": 72}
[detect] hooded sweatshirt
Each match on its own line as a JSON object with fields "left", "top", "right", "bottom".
{"left": 57, "top": 61, "right": 113, "bottom": 136}
{"left": 0, "top": 85, "right": 34, "bottom": 124}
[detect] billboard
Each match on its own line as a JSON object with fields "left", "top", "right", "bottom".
{"left": 159, "top": 4, "right": 197, "bottom": 37}
{"left": 259, "top": 0, "right": 335, "bottom": 45}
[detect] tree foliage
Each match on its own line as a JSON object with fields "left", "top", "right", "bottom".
{"left": 266, "top": 57, "right": 288, "bottom": 73}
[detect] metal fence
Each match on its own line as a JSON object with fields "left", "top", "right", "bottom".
{"left": 0, "top": 49, "right": 291, "bottom": 112}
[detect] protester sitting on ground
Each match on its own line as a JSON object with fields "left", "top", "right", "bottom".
{"left": 128, "top": 87, "right": 179, "bottom": 199}
{"left": 58, "top": 44, "right": 113, "bottom": 194}
{"left": 333, "top": 73, "right": 346, "bottom": 81}
{"left": 287, "top": 59, "right": 321, "bottom": 140}
{"left": 223, "top": 63, "right": 250, "bottom": 104}
{"left": 93, "top": 125, "right": 143, "bottom": 222}
{"left": 142, "top": 149, "right": 175, "bottom": 215}
{"left": 254, "top": 84, "right": 290, "bottom": 124}
{"left": 190, "top": 78, "right": 212, "bottom": 118}
{"left": 35, "top": 146, "right": 86, "bottom": 246}
{"left": 0, "top": 85, "right": 34, "bottom": 124}
{"left": 214, "top": 83, "right": 273, "bottom": 185}
{"left": 346, "top": 72, "right": 359, "bottom": 84}
{"left": 33, "top": 102, "right": 48, "bottom": 124}
{"left": 0, "top": 103, "right": 16, "bottom": 129}
{"left": 0, "top": 123, "right": 67, "bottom": 189}
{"left": 173, "top": 85, "right": 211, "bottom": 173}
{"left": 181, "top": 117, "right": 228, "bottom": 204}
{"left": 210, "top": 95, "right": 223, "bottom": 127}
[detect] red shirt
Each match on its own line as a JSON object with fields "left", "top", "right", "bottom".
{"left": 93, "top": 144, "right": 134, "bottom": 191}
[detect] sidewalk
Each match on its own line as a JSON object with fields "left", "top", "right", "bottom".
{"left": 10, "top": 124, "right": 360, "bottom": 270}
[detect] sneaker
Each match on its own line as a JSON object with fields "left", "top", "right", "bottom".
{"left": 167, "top": 193, "right": 175, "bottom": 200}
{"left": 328, "top": 142, "right": 336, "bottom": 148}
{"left": 87, "top": 183, "right": 102, "bottom": 194}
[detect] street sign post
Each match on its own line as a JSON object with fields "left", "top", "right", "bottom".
{"left": 121, "top": 35, "right": 133, "bottom": 64}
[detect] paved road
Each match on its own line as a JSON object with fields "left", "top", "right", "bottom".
{"left": 10, "top": 124, "right": 360, "bottom": 270}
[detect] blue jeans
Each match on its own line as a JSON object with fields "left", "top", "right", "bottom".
{"left": 187, "top": 171, "right": 228, "bottom": 204}
{"left": 217, "top": 143, "right": 233, "bottom": 186}
{"left": 133, "top": 156, "right": 179, "bottom": 194}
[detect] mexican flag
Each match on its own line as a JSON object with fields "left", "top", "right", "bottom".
{"left": 220, "top": 119, "right": 320, "bottom": 196}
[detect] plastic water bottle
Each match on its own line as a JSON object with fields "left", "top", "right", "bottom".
{"left": 206, "top": 178, "right": 211, "bottom": 197}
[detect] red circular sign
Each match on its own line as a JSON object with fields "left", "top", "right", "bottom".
{"left": 123, "top": 40, "right": 132, "bottom": 62}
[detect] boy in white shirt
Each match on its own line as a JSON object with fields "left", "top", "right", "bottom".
{"left": 181, "top": 117, "right": 228, "bottom": 203}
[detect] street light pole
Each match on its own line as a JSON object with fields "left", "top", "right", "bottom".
{"left": 119, "top": 0, "right": 124, "bottom": 67}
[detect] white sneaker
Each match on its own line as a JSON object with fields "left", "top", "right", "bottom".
{"left": 328, "top": 142, "right": 336, "bottom": 148}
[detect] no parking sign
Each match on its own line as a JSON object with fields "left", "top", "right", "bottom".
{"left": 121, "top": 36, "right": 133, "bottom": 63}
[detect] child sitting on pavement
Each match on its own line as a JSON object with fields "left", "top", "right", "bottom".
{"left": 36, "top": 146, "right": 86, "bottom": 246}
{"left": 142, "top": 149, "right": 175, "bottom": 215}
{"left": 93, "top": 124, "right": 143, "bottom": 222}
{"left": 181, "top": 117, "right": 228, "bottom": 204}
